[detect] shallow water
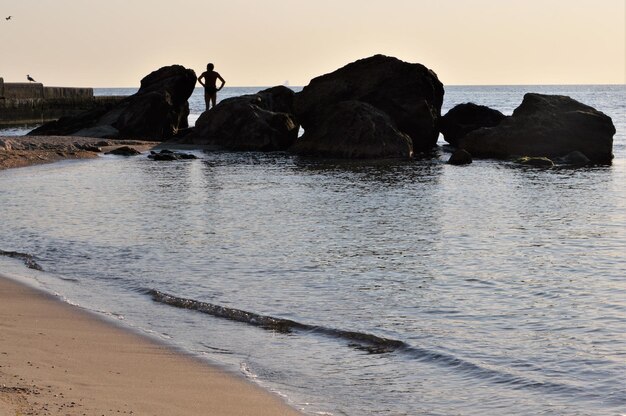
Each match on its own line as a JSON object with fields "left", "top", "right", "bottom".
{"left": 1, "top": 85, "right": 625, "bottom": 415}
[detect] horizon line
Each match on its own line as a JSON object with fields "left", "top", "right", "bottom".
{"left": 85, "top": 82, "right": 625, "bottom": 89}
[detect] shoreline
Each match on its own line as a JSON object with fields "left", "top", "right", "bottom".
{"left": 0, "top": 273, "right": 303, "bottom": 415}
{"left": 0, "top": 136, "right": 161, "bottom": 171}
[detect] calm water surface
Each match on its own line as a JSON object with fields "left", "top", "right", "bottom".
{"left": 1, "top": 85, "right": 625, "bottom": 415}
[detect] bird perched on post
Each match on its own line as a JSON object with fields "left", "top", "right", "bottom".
{"left": 27, "top": 75, "right": 36, "bottom": 82}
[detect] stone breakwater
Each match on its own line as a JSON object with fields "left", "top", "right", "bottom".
{"left": 0, "top": 77, "right": 124, "bottom": 125}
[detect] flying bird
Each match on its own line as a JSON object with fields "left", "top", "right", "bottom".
{"left": 5, "top": 16, "right": 11, "bottom": 20}
{"left": 27, "top": 75, "right": 36, "bottom": 82}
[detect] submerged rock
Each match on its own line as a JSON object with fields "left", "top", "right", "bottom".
{"left": 181, "top": 86, "right": 299, "bottom": 151}
{"left": 555, "top": 151, "right": 591, "bottom": 167}
{"left": 439, "top": 103, "right": 506, "bottom": 146}
{"left": 459, "top": 93, "right": 615, "bottom": 164}
{"left": 290, "top": 100, "right": 413, "bottom": 159}
{"left": 294, "top": 54, "right": 444, "bottom": 154}
{"left": 29, "top": 65, "right": 197, "bottom": 141}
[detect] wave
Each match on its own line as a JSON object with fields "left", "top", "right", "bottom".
{"left": 148, "top": 289, "right": 405, "bottom": 354}
{"left": 0, "top": 249, "right": 44, "bottom": 271}
{"left": 149, "top": 289, "right": 590, "bottom": 398}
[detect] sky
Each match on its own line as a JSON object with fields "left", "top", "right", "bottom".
{"left": 0, "top": 0, "right": 624, "bottom": 87}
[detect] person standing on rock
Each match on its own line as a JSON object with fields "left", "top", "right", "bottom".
{"left": 197, "top": 63, "right": 225, "bottom": 110}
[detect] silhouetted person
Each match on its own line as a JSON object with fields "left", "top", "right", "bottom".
{"left": 197, "top": 63, "right": 225, "bottom": 110}
{"left": 27, "top": 75, "right": 36, "bottom": 82}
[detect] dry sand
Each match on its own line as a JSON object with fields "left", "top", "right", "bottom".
{"left": 0, "top": 274, "right": 303, "bottom": 415}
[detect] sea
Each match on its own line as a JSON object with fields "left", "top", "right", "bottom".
{"left": 1, "top": 85, "right": 625, "bottom": 416}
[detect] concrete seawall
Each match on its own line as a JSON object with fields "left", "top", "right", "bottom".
{"left": 0, "top": 78, "right": 126, "bottom": 126}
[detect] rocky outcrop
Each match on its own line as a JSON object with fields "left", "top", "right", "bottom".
{"left": 29, "top": 65, "right": 197, "bottom": 141}
{"left": 181, "top": 86, "right": 299, "bottom": 151}
{"left": 293, "top": 55, "right": 444, "bottom": 156}
{"left": 290, "top": 101, "right": 413, "bottom": 159}
{"left": 439, "top": 103, "right": 505, "bottom": 146}
{"left": 459, "top": 94, "right": 615, "bottom": 164}
{"left": 27, "top": 101, "right": 121, "bottom": 137}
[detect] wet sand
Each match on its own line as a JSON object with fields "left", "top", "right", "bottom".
{"left": 0, "top": 274, "right": 302, "bottom": 415}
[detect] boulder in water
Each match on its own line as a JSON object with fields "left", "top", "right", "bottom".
{"left": 181, "top": 86, "right": 299, "bottom": 151}
{"left": 439, "top": 103, "right": 506, "bottom": 147}
{"left": 459, "top": 93, "right": 615, "bottom": 164}
{"left": 29, "top": 65, "right": 197, "bottom": 141}
{"left": 290, "top": 100, "right": 413, "bottom": 159}
{"left": 294, "top": 54, "right": 444, "bottom": 153}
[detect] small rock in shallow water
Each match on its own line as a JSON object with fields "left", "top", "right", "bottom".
{"left": 105, "top": 146, "right": 141, "bottom": 156}
{"left": 515, "top": 156, "right": 554, "bottom": 167}
{"left": 147, "top": 149, "right": 198, "bottom": 161}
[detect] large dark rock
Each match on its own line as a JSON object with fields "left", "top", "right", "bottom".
{"left": 440, "top": 103, "right": 505, "bottom": 146}
{"left": 459, "top": 94, "right": 615, "bottom": 164}
{"left": 290, "top": 100, "right": 413, "bottom": 159}
{"left": 294, "top": 55, "right": 444, "bottom": 153}
{"left": 29, "top": 65, "right": 197, "bottom": 140}
{"left": 181, "top": 86, "right": 299, "bottom": 151}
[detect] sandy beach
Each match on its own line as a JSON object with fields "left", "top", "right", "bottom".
{"left": 0, "top": 274, "right": 302, "bottom": 415}
{"left": 0, "top": 135, "right": 301, "bottom": 415}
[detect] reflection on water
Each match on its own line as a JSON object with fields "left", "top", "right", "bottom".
{"left": 1, "top": 149, "right": 624, "bottom": 416}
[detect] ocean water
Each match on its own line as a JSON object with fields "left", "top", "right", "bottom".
{"left": 1, "top": 85, "right": 625, "bottom": 416}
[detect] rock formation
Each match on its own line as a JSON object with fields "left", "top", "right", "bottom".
{"left": 459, "top": 94, "right": 615, "bottom": 164}
{"left": 291, "top": 101, "right": 413, "bottom": 159}
{"left": 439, "top": 103, "right": 505, "bottom": 146}
{"left": 181, "top": 86, "right": 299, "bottom": 151}
{"left": 29, "top": 65, "right": 197, "bottom": 141}
{"left": 293, "top": 55, "right": 444, "bottom": 157}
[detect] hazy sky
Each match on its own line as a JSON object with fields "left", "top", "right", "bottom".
{"left": 1, "top": 0, "right": 624, "bottom": 87}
